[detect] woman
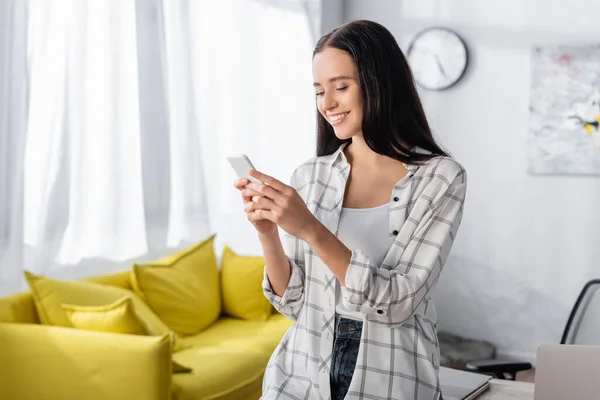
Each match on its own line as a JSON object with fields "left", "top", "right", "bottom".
{"left": 234, "top": 20, "right": 466, "bottom": 400}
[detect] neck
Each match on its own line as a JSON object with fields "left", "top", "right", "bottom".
{"left": 344, "top": 135, "right": 391, "bottom": 168}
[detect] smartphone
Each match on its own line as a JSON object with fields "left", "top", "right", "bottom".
{"left": 227, "top": 154, "right": 264, "bottom": 184}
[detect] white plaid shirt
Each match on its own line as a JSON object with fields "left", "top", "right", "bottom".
{"left": 262, "top": 144, "right": 467, "bottom": 400}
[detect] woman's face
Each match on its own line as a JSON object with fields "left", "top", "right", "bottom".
{"left": 312, "top": 47, "right": 363, "bottom": 140}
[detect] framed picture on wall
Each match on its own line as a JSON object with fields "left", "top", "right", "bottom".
{"left": 528, "top": 44, "right": 600, "bottom": 175}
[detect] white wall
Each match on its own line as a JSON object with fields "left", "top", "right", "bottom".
{"left": 344, "top": 0, "right": 600, "bottom": 362}
{"left": 321, "top": 0, "right": 344, "bottom": 34}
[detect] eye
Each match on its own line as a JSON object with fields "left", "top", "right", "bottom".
{"left": 315, "top": 91, "right": 324, "bottom": 97}
{"left": 336, "top": 86, "right": 348, "bottom": 91}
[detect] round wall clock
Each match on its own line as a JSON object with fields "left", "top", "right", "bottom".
{"left": 406, "top": 27, "right": 469, "bottom": 91}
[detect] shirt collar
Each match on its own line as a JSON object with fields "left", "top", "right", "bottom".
{"left": 328, "top": 142, "right": 349, "bottom": 167}
{"left": 328, "top": 142, "right": 420, "bottom": 175}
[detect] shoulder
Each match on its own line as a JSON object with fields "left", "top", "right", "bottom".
{"left": 410, "top": 156, "right": 467, "bottom": 206}
{"left": 414, "top": 156, "right": 467, "bottom": 187}
{"left": 289, "top": 152, "right": 339, "bottom": 188}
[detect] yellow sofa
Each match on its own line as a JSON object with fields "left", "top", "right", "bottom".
{"left": 0, "top": 270, "right": 294, "bottom": 400}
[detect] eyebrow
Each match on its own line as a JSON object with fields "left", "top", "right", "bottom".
{"left": 313, "top": 76, "right": 354, "bottom": 87}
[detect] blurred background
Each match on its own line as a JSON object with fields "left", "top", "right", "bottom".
{"left": 2, "top": 0, "right": 599, "bottom": 369}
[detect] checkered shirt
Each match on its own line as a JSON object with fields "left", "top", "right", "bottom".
{"left": 261, "top": 144, "right": 467, "bottom": 400}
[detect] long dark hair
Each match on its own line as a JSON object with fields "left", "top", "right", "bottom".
{"left": 313, "top": 20, "right": 448, "bottom": 163}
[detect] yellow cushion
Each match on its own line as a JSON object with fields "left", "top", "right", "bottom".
{"left": 0, "top": 323, "right": 172, "bottom": 400}
{"left": 221, "top": 246, "right": 271, "bottom": 321}
{"left": 131, "top": 235, "right": 221, "bottom": 336}
{"left": 23, "top": 271, "right": 185, "bottom": 351}
{"left": 0, "top": 271, "right": 136, "bottom": 325}
{"left": 63, "top": 296, "right": 149, "bottom": 335}
{"left": 62, "top": 296, "right": 191, "bottom": 373}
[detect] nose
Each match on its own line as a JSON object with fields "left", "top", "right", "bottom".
{"left": 321, "top": 91, "right": 337, "bottom": 111}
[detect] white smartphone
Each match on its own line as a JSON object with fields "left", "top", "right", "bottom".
{"left": 227, "top": 154, "right": 264, "bottom": 184}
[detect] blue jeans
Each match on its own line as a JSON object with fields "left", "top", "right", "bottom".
{"left": 330, "top": 316, "right": 363, "bottom": 400}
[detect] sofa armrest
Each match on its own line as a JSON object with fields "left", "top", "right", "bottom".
{"left": 0, "top": 323, "right": 172, "bottom": 400}
{"left": 465, "top": 358, "right": 533, "bottom": 380}
{"left": 0, "top": 292, "right": 39, "bottom": 323}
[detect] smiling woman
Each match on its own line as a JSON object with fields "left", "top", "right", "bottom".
{"left": 233, "top": 19, "right": 467, "bottom": 400}
{"left": 312, "top": 20, "right": 449, "bottom": 163}
{"left": 313, "top": 56, "right": 362, "bottom": 139}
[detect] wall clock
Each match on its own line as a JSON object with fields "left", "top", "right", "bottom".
{"left": 406, "top": 27, "right": 469, "bottom": 91}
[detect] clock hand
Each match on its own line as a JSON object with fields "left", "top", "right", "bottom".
{"left": 434, "top": 55, "right": 451, "bottom": 80}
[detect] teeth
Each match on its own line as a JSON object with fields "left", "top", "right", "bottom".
{"left": 329, "top": 112, "right": 349, "bottom": 122}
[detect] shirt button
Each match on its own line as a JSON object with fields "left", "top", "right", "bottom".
{"left": 393, "top": 196, "right": 399, "bottom": 202}
{"left": 392, "top": 230, "right": 399, "bottom": 235}
{"left": 376, "top": 309, "right": 384, "bottom": 315}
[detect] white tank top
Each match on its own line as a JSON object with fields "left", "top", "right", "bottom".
{"left": 335, "top": 202, "right": 390, "bottom": 321}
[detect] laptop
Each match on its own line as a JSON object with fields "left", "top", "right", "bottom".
{"left": 439, "top": 367, "right": 491, "bottom": 400}
{"left": 534, "top": 344, "right": 600, "bottom": 400}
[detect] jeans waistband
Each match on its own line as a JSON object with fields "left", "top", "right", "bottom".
{"left": 334, "top": 315, "right": 363, "bottom": 340}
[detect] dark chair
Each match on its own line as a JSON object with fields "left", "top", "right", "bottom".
{"left": 438, "top": 331, "right": 496, "bottom": 370}
{"left": 465, "top": 279, "right": 600, "bottom": 380}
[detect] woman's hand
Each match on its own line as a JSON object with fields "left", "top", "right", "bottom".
{"left": 245, "top": 170, "right": 320, "bottom": 242}
{"left": 233, "top": 177, "right": 278, "bottom": 235}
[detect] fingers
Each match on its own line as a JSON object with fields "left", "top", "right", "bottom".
{"left": 233, "top": 178, "right": 250, "bottom": 190}
{"left": 241, "top": 188, "right": 262, "bottom": 198}
{"left": 244, "top": 195, "right": 277, "bottom": 212}
{"left": 244, "top": 203, "right": 273, "bottom": 224}
{"left": 243, "top": 202, "right": 266, "bottom": 221}
{"left": 251, "top": 195, "right": 277, "bottom": 210}
{"left": 237, "top": 176, "right": 275, "bottom": 225}
{"left": 245, "top": 182, "right": 286, "bottom": 204}
{"left": 243, "top": 200, "right": 259, "bottom": 214}
{"left": 247, "top": 211, "right": 268, "bottom": 222}
{"left": 254, "top": 209, "right": 275, "bottom": 221}
{"left": 249, "top": 170, "right": 290, "bottom": 194}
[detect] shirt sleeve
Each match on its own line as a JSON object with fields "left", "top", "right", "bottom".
{"left": 340, "top": 162, "right": 467, "bottom": 327}
{"left": 262, "top": 169, "right": 306, "bottom": 321}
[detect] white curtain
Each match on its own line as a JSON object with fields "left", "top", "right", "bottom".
{"left": 0, "top": 0, "right": 320, "bottom": 297}
{"left": 164, "top": 0, "right": 320, "bottom": 255}
{"left": 0, "top": 0, "right": 29, "bottom": 297}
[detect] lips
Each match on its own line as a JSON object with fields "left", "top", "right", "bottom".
{"left": 327, "top": 111, "right": 350, "bottom": 126}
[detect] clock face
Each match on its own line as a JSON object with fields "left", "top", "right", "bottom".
{"left": 406, "top": 28, "right": 468, "bottom": 91}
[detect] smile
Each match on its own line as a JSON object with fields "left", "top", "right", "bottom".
{"left": 327, "top": 112, "right": 350, "bottom": 126}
